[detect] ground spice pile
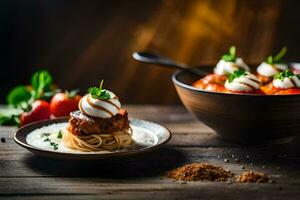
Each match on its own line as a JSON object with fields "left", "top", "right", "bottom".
{"left": 167, "top": 163, "right": 233, "bottom": 182}
{"left": 237, "top": 171, "right": 269, "bottom": 183}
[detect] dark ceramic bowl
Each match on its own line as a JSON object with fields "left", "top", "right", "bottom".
{"left": 172, "top": 70, "right": 300, "bottom": 144}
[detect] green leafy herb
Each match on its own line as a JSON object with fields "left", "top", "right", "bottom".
{"left": 57, "top": 130, "right": 63, "bottom": 139}
{"left": 228, "top": 69, "right": 246, "bottom": 83}
{"left": 7, "top": 86, "right": 31, "bottom": 107}
{"left": 50, "top": 142, "right": 59, "bottom": 150}
{"left": 31, "top": 70, "right": 53, "bottom": 99}
{"left": 221, "top": 46, "right": 237, "bottom": 62}
{"left": 274, "top": 70, "right": 294, "bottom": 80}
{"left": 66, "top": 89, "right": 80, "bottom": 99}
{"left": 42, "top": 133, "right": 51, "bottom": 137}
{"left": 43, "top": 136, "right": 59, "bottom": 150}
{"left": 88, "top": 80, "right": 111, "bottom": 100}
{"left": 266, "top": 47, "right": 287, "bottom": 64}
{"left": 0, "top": 114, "right": 20, "bottom": 126}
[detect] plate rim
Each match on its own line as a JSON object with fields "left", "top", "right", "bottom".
{"left": 13, "top": 117, "right": 172, "bottom": 159}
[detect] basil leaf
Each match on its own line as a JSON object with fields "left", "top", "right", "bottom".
{"left": 0, "top": 115, "right": 20, "bottom": 126}
{"left": 274, "top": 70, "right": 294, "bottom": 80}
{"left": 228, "top": 69, "right": 246, "bottom": 83}
{"left": 7, "top": 86, "right": 31, "bottom": 106}
{"left": 57, "top": 130, "right": 63, "bottom": 139}
{"left": 88, "top": 80, "right": 111, "bottom": 100}
{"left": 221, "top": 46, "right": 236, "bottom": 62}
{"left": 31, "top": 70, "right": 53, "bottom": 99}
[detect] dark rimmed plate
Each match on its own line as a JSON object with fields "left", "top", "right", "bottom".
{"left": 14, "top": 118, "right": 172, "bottom": 160}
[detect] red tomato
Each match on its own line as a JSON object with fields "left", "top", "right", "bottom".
{"left": 20, "top": 100, "right": 51, "bottom": 126}
{"left": 50, "top": 92, "right": 81, "bottom": 117}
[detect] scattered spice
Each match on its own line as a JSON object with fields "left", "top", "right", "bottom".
{"left": 237, "top": 171, "right": 269, "bottom": 183}
{"left": 167, "top": 163, "right": 233, "bottom": 182}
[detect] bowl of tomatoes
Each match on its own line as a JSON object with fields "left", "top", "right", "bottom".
{"left": 172, "top": 47, "right": 300, "bottom": 144}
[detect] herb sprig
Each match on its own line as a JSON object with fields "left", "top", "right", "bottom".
{"left": 57, "top": 130, "right": 63, "bottom": 139}
{"left": 274, "top": 70, "right": 295, "bottom": 80}
{"left": 266, "top": 47, "right": 287, "bottom": 64}
{"left": 221, "top": 46, "right": 237, "bottom": 62}
{"left": 42, "top": 132, "right": 61, "bottom": 150}
{"left": 228, "top": 69, "right": 246, "bottom": 83}
{"left": 88, "top": 80, "right": 111, "bottom": 100}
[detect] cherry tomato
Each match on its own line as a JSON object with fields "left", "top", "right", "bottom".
{"left": 20, "top": 100, "right": 51, "bottom": 126}
{"left": 50, "top": 92, "right": 81, "bottom": 117}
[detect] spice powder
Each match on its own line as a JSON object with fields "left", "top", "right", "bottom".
{"left": 167, "top": 163, "right": 233, "bottom": 182}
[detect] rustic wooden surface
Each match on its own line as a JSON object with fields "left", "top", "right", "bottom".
{"left": 0, "top": 105, "right": 300, "bottom": 200}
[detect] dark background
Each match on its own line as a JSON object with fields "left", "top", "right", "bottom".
{"left": 0, "top": 0, "right": 299, "bottom": 104}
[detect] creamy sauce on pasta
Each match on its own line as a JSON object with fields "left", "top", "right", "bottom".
{"left": 26, "top": 123, "right": 157, "bottom": 153}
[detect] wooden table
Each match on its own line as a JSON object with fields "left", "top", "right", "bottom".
{"left": 0, "top": 105, "right": 300, "bottom": 200}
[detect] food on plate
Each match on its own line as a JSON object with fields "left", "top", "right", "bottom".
{"left": 0, "top": 70, "right": 81, "bottom": 126}
{"left": 256, "top": 47, "right": 288, "bottom": 85}
{"left": 261, "top": 70, "right": 300, "bottom": 95}
{"left": 224, "top": 69, "right": 263, "bottom": 94}
{"left": 50, "top": 90, "right": 82, "bottom": 117}
{"left": 214, "top": 46, "right": 249, "bottom": 76}
{"left": 63, "top": 80, "right": 133, "bottom": 151}
{"left": 20, "top": 100, "right": 51, "bottom": 126}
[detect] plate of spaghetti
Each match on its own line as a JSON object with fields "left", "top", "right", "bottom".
{"left": 14, "top": 82, "right": 171, "bottom": 159}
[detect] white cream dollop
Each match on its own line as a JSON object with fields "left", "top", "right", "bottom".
{"left": 225, "top": 72, "right": 260, "bottom": 92}
{"left": 273, "top": 76, "right": 300, "bottom": 89}
{"left": 79, "top": 92, "right": 121, "bottom": 118}
{"left": 214, "top": 58, "right": 249, "bottom": 75}
{"left": 257, "top": 62, "right": 287, "bottom": 77}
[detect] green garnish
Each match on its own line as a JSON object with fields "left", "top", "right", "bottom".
{"left": 228, "top": 69, "right": 246, "bottom": 83}
{"left": 221, "top": 46, "right": 237, "bottom": 62}
{"left": 88, "top": 80, "right": 111, "bottom": 100}
{"left": 57, "top": 130, "right": 63, "bottom": 139}
{"left": 274, "top": 70, "right": 294, "bottom": 80}
{"left": 31, "top": 70, "right": 53, "bottom": 99}
{"left": 266, "top": 47, "right": 287, "bottom": 64}
{"left": 43, "top": 136, "right": 59, "bottom": 150}
{"left": 0, "top": 114, "right": 20, "bottom": 126}
{"left": 66, "top": 89, "right": 80, "bottom": 98}
{"left": 7, "top": 86, "right": 31, "bottom": 107}
{"left": 42, "top": 133, "right": 51, "bottom": 137}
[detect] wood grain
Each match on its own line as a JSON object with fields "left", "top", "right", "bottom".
{"left": 0, "top": 105, "right": 300, "bottom": 199}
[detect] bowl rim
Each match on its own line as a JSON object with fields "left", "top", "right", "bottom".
{"left": 172, "top": 70, "right": 300, "bottom": 98}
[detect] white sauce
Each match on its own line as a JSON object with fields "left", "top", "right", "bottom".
{"left": 225, "top": 72, "right": 260, "bottom": 92}
{"left": 79, "top": 93, "right": 121, "bottom": 118}
{"left": 214, "top": 58, "right": 249, "bottom": 75}
{"left": 26, "top": 123, "right": 157, "bottom": 153}
{"left": 257, "top": 62, "right": 287, "bottom": 77}
{"left": 273, "top": 76, "right": 300, "bottom": 89}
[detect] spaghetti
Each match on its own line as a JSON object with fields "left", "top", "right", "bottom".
{"left": 63, "top": 127, "right": 133, "bottom": 152}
